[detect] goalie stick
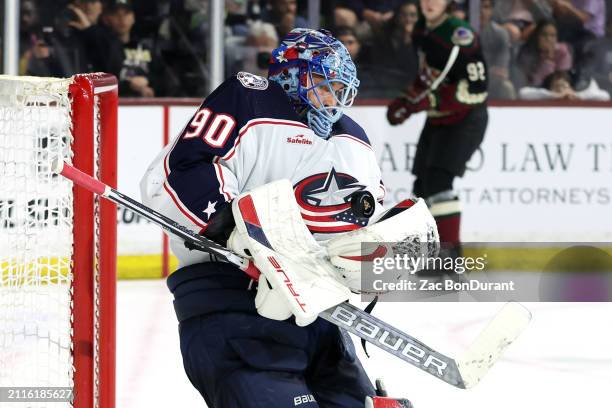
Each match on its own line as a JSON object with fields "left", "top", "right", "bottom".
{"left": 54, "top": 160, "right": 531, "bottom": 389}
{"left": 52, "top": 159, "right": 260, "bottom": 280}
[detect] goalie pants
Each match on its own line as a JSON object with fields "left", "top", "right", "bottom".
{"left": 169, "top": 262, "right": 375, "bottom": 408}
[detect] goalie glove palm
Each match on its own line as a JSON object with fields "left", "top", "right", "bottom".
{"left": 326, "top": 198, "right": 439, "bottom": 292}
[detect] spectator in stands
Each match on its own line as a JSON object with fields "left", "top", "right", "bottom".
{"left": 551, "top": 0, "right": 606, "bottom": 81}
{"left": 83, "top": 0, "right": 162, "bottom": 96}
{"left": 519, "top": 70, "right": 610, "bottom": 100}
{"left": 608, "top": 0, "right": 612, "bottom": 36}
{"left": 336, "top": 26, "right": 365, "bottom": 62}
{"left": 155, "top": 0, "right": 209, "bottom": 97}
{"left": 332, "top": 1, "right": 361, "bottom": 28}
{"left": 580, "top": 28, "right": 612, "bottom": 93}
{"left": 226, "top": 0, "right": 250, "bottom": 36}
{"left": 493, "top": 0, "right": 553, "bottom": 42}
{"left": 130, "top": 0, "right": 165, "bottom": 39}
{"left": 22, "top": 0, "right": 98, "bottom": 77}
{"left": 368, "top": 1, "right": 418, "bottom": 97}
{"left": 227, "top": 21, "right": 279, "bottom": 78}
{"left": 552, "top": 0, "right": 606, "bottom": 39}
{"left": 262, "top": 0, "right": 309, "bottom": 40}
{"left": 19, "top": 0, "right": 42, "bottom": 74}
{"left": 332, "top": 0, "right": 405, "bottom": 38}
{"left": 335, "top": 25, "right": 383, "bottom": 98}
{"left": 480, "top": 0, "right": 516, "bottom": 98}
{"left": 449, "top": 0, "right": 468, "bottom": 20}
{"left": 516, "top": 20, "right": 573, "bottom": 87}
{"left": 70, "top": 0, "right": 103, "bottom": 29}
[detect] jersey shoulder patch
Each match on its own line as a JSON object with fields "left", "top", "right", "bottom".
{"left": 236, "top": 71, "right": 268, "bottom": 90}
{"left": 451, "top": 25, "right": 475, "bottom": 47}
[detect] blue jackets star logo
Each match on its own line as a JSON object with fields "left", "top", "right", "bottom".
{"left": 304, "top": 168, "right": 364, "bottom": 206}
{"left": 294, "top": 168, "right": 370, "bottom": 233}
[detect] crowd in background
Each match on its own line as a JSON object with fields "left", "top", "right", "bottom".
{"left": 12, "top": 0, "right": 612, "bottom": 100}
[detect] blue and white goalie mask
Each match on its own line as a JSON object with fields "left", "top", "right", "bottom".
{"left": 268, "top": 28, "right": 360, "bottom": 138}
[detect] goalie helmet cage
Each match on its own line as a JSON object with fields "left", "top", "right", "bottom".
{"left": 0, "top": 73, "right": 117, "bottom": 408}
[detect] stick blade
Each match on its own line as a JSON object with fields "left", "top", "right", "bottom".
{"left": 457, "top": 302, "right": 532, "bottom": 388}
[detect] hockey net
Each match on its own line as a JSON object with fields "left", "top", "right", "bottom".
{"left": 0, "top": 74, "right": 117, "bottom": 408}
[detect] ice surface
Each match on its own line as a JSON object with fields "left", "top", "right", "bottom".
{"left": 117, "top": 280, "right": 612, "bottom": 407}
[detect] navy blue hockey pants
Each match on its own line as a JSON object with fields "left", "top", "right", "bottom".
{"left": 178, "top": 312, "right": 375, "bottom": 407}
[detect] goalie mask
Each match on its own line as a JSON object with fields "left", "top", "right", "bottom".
{"left": 268, "top": 28, "right": 360, "bottom": 139}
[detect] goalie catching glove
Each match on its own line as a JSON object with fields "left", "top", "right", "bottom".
{"left": 326, "top": 198, "right": 439, "bottom": 291}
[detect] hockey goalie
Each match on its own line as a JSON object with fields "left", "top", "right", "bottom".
{"left": 141, "top": 28, "right": 437, "bottom": 408}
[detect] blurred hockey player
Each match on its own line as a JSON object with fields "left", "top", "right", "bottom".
{"left": 141, "top": 28, "right": 423, "bottom": 407}
{"left": 386, "top": 0, "right": 488, "bottom": 258}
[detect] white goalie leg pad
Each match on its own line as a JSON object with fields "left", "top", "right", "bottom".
{"left": 326, "top": 198, "right": 439, "bottom": 291}
{"left": 231, "top": 179, "right": 350, "bottom": 326}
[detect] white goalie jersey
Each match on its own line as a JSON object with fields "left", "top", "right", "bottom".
{"left": 141, "top": 73, "right": 385, "bottom": 267}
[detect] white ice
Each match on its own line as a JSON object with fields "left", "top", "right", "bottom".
{"left": 118, "top": 280, "right": 612, "bottom": 408}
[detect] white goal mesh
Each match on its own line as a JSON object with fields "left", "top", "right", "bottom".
{"left": 0, "top": 75, "right": 117, "bottom": 408}
{"left": 0, "top": 77, "right": 74, "bottom": 397}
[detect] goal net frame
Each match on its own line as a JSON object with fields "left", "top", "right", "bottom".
{"left": 71, "top": 74, "right": 117, "bottom": 408}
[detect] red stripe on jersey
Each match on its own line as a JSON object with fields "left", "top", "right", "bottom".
{"left": 238, "top": 195, "right": 262, "bottom": 227}
{"left": 306, "top": 223, "right": 361, "bottom": 233}
{"left": 161, "top": 124, "right": 204, "bottom": 226}
{"left": 162, "top": 181, "right": 207, "bottom": 229}
{"left": 213, "top": 159, "right": 232, "bottom": 201}
{"left": 333, "top": 134, "right": 373, "bottom": 150}
{"left": 300, "top": 213, "right": 338, "bottom": 222}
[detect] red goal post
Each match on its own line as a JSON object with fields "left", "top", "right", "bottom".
{"left": 0, "top": 73, "right": 117, "bottom": 408}
{"left": 71, "top": 74, "right": 117, "bottom": 408}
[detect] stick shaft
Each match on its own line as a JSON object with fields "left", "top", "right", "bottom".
{"left": 409, "top": 45, "right": 460, "bottom": 103}
{"left": 56, "top": 161, "right": 259, "bottom": 279}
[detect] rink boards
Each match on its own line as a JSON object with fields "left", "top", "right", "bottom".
{"left": 101, "top": 104, "right": 612, "bottom": 277}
